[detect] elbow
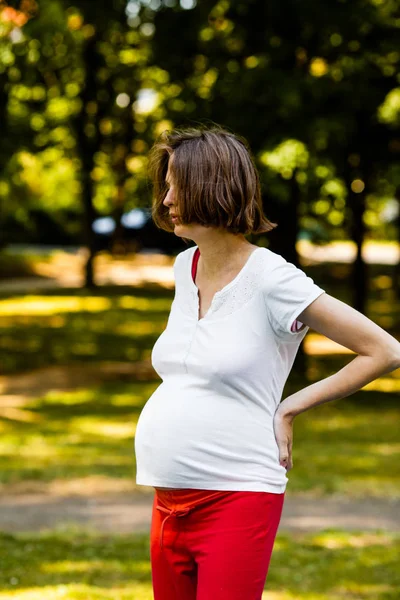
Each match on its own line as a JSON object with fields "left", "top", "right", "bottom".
{"left": 393, "top": 354, "right": 400, "bottom": 371}
{"left": 370, "top": 345, "right": 400, "bottom": 372}
{"left": 388, "top": 348, "right": 400, "bottom": 371}
{"left": 380, "top": 338, "right": 400, "bottom": 371}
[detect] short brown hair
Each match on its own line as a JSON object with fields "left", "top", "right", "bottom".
{"left": 148, "top": 125, "right": 278, "bottom": 238}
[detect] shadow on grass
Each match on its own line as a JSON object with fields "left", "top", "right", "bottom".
{"left": 0, "top": 529, "right": 399, "bottom": 599}
{"left": 0, "top": 380, "right": 158, "bottom": 485}
{"left": 0, "top": 263, "right": 399, "bottom": 376}
{"left": 0, "top": 284, "right": 174, "bottom": 375}
{"left": 0, "top": 271, "right": 399, "bottom": 495}
{"left": 0, "top": 378, "right": 399, "bottom": 497}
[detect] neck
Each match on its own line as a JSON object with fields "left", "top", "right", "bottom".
{"left": 195, "top": 234, "right": 255, "bottom": 280}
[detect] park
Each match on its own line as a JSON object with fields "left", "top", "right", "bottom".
{"left": 0, "top": 1, "right": 400, "bottom": 598}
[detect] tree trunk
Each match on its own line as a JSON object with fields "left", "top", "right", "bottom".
{"left": 74, "top": 34, "right": 101, "bottom": 288}
{"left": 348, "top": 183, "right": 368, "bottom": 315}
{"left": 395, "top": 186, "right": 400, "bottom": 300}
{"left": 267, "top": 173, "right": 300, "bottom": 266}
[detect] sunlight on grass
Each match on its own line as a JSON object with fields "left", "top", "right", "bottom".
{"left": 114, "top": 321, "right": 162, "bottom": 336}
{"left": 331, "top": 584, "right": 394, "bottom": 598}
{"left": 0, "top": 290, "right": 172, "bottom": 373}
{"left": 0, "top": 297, "right": 113, "bottom": 316}
{"left": 0, "top": 295, "right": 172, "bottom": 317}
{"left": 40, "top": 558, "right": 149, "bottom": 576}
{"left": 0, "top": 529, "right": 399, "bottom": 600}
{"left": 0, "top": 583, "right": 153, "bottom": 599}
{"left": 362, "top": 377, "right": 400, "bottom": 392}
{"left": 69, "top": 418, "right": 136, "bottom": 439}
{"left": 304, "top": 334, "right": 356, "bottom": 355}
{"left": 366, "top": 443, "right": 400, "bottom": 456}
{"left": 118, "top": 295, "right": 161, "bottom": 310}
{"left": 0, "top": 383, "right": 154, "bottom": 487}
{"left": 34, "top": 388, "right": 151, "bottom": 410}
{"left": 286, "top": 401, "right": 400, "bottom": 497}
{"left": 262, "top": 594, "right": 325, "bottom": 600}
{"left": 0, "top": 285, "right": 398, "bottom": 497}
{"left": 0, "top": 315, "right": 68, "bottom": 328}
{"left": 37, "top": 389, "right": 98, "bottom": 405}
{"left": 312, "top": 531, "right": 394, "bottom": 549}
{"left": 0, "top": 406, "right": 42, "bottom": 423}
{"left": 302, "top": 407, "right": 398, "bottom": 432}
{"left": 0, "top": 383, "right": 399, "bottom": 497}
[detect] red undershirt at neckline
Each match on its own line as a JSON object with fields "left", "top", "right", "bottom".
{"left": 190, "top": 246, "right": 300, "bottom": 332}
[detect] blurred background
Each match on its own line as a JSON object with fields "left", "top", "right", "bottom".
{"left": 0, "top": 1, "right": 400, "bottom": 599}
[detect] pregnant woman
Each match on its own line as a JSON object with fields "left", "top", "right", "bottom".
{"left": 134, "top": 126, "right": 400, "bottom": 600}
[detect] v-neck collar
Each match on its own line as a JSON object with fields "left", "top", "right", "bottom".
{"left": 187, "top": 245, "right": 263, "bottom": 322}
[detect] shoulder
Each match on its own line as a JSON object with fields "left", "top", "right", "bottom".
{"left": 173, "top": 246, "right": 196, "bottom": 270}
{"left": 259, "top": 247, "right": 324, "bottom": 308}
{"left": 257, "top": 247, "right": 292, "bottom": 289}
{"left": 258, "top": 247, "right": 287, "bottom": 272}
{"left": 258, "top": 248, "right": 325, "bottom": 337}
{"left": 259, "top": 247, "right": 315, "bottom": 286}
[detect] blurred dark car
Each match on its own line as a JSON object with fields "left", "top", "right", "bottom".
{"left": 92, "top": 208, "right": 186, "bottom": 255}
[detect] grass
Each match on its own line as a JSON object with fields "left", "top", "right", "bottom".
{"left": 0, "top": 286, "right": 173, "bottom": 374}
{"left": 0, "top": 266, "right": 399, "bottom": 497}
{"left": 0, "top": 256, "right": 399, "bottom": 597}
{"left": 0, "top": 259, "right": 398, "bottom": 375}
{"left": 0, "top": 528, "right": 399, "bottom": 599}
{"left": 0, "top": 380, "right": 399, "bottom": 498}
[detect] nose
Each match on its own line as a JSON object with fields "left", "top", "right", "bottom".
{"left": 163, "top": 190, "right": 173, "bottom": 208}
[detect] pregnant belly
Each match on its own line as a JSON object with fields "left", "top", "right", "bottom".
{"left": 135, "top": 384, "right": 282, "bottom": 485}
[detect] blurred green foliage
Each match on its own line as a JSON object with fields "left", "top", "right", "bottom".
{"left": 0, "top": 0, "right": 399, "bottom": 247}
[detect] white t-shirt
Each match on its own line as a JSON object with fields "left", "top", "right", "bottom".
{"left": 135, "top": 245, "right": 325, "bottom": 493}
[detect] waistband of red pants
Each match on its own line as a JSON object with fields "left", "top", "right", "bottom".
{"left": 155, "top": 488, "right": 229, "bottom": 508}
{"left": 154, "top": 489, "right": 234, "bottom": 549}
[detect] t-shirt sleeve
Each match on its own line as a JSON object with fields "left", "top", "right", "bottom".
{"left": 263, "top": 259, "right": 325, "bottom": 339}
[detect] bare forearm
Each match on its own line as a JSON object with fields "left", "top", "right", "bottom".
{"left": 277, "top": 353, "right": 400, "bottom": 419}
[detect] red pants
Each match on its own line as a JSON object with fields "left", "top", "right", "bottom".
{"left": 150, "top": 488, "right": 285, "bottom": 600}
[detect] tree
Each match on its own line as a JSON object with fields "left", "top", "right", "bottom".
{"left": 145, "top": 0, "right": 400, "bottom": 313}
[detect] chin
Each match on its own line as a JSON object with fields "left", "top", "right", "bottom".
{"left": 173, "top": 223, "right": 185, "bottom": 236}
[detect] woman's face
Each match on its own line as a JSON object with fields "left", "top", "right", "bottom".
{"left": 162, "top": 158, "right": 192, "bottom": 236}
{"left": 162, "top": 154, "right": 212, "bottom": 241}
{"left": 163, "top": 165, "right": 178, "bottom": 221}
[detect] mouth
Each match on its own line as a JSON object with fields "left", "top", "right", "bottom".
{"left": 170, "top": 215, "right": 179, "bottom": 223}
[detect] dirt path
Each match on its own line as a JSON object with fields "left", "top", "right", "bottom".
{"left": 1, "top": 253, "right": 399, "bottom": 538}
{"left": 0, "top": 490, "right": 399, "bottom": 535}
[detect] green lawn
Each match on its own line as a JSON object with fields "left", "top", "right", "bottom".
{"left": 0, "top": 259, "right": 398, "bottom": 376}
{"left": 0, "top": 279, "right": 399, "bottom": 498}
{"left": 0, "top": 529, "right": 399, "bottom": 599}
{"left": 0, "top": 286, "right": 173, "bottom": 374}
{"left": 0, "top": 378, "right": 399, "bottom": 497}
{"left": 0, "top": 265, "right": 399, "bottom": 598}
